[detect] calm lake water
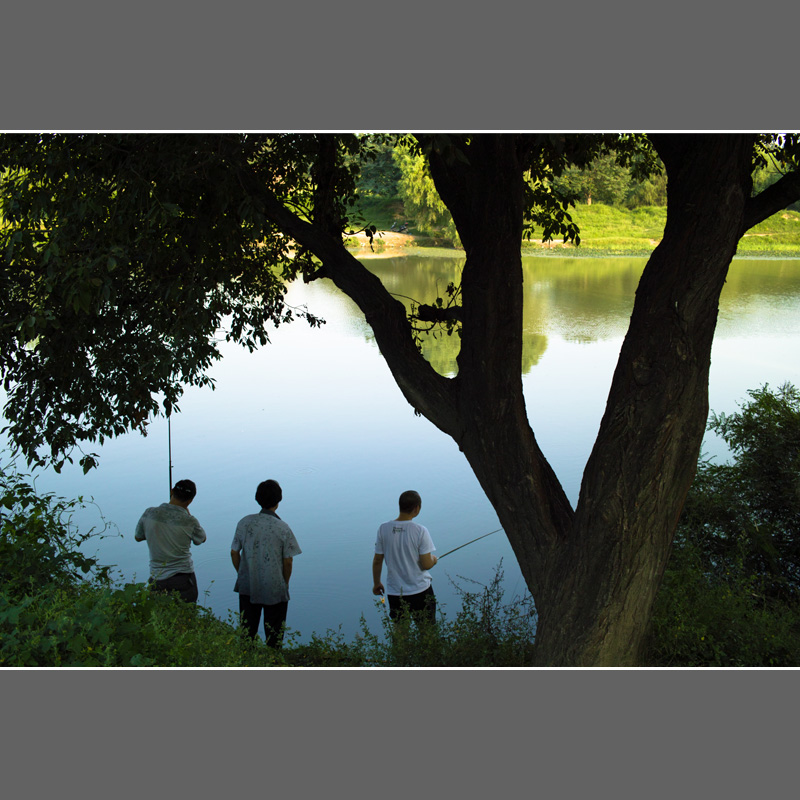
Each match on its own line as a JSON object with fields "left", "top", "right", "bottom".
{"left": 6, "top": 253, "right": 800, "bottom": 643}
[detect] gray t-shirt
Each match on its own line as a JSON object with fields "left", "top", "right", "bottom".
{"left": 135, "top": 503, "right": 207, "bottom": 580}
{"left": 231, "top": 511, "right": 302, "bottom": 605}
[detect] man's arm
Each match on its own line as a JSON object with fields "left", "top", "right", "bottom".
{"left": 283, "top": 557, "right": 293, "bottom": 585}
{"left": 372, "top": 553, "right": 385, "bottom": 595}
{"left": 419, "top": 552, "right": 438, "bottom": 570}
{"left": 231, "top": 550, "right": 241, "bottom": 572}
{"left": 192, "top": 522, "right": 207, "bottom": 545}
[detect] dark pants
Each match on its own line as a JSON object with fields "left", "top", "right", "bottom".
{"left": 239, "top": 594, "right": 289, "bottom": 649}
{"left": 388, "top": 586, "right": 436, "bottom": 625}
{"left": 150, "top": 572, "right": 198, "bottom": 603}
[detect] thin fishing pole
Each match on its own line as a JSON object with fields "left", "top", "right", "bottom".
{"left": 437, "top": 528, "right": 503, "bottom": 560}
{"left": 168, "top": 414, "right": 173, "bottom": 494}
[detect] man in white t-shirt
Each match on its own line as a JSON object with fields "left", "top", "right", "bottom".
{"left": 372, "top": 490, "right": 438, "bottom": 624}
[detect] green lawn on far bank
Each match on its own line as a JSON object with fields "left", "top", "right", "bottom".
{"left": 355, "top": 197, "right": 800, "bottom": 258}
{"left": 571, "top": 203, "right": 800, "bottom": 258}
{"left": 528, "top": 204, "right": 800, "bottom": 257}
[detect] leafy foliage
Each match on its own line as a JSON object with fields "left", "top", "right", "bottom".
{"left": 0, "top": 458, "right": 288, "bottom": 666}
{"left": 753, "top": 134, "right": 800, "bottom": 174}
{"left": 4, "top": 134, "right": 800, "bottom": 666}
{"left": 3, "top": 133, "right": 796, "bottom": 476}
{"left": 0, "top": 132, "right": 616, "bottom": 468}
{"left": 0, "top": 456, "right": 114, "bottom": 594}
{"left": 0, "top": 134, "right": 329, "bottom": 470}
{"left": 352, "top": 136, "right": 403, "bottom": 199}
{"left": 552, "top": 151, "right": 667, "bottom": 208}
{"left": 644, "top": 384, "right": 800, "bottom": 665}
{"left": 6, "top": 423, "right": 800, "bottom": 668}
{"left": 643, "top": 539, "right": 800, "bottom": 666}
{"left": 392, "top": 144, "right": 461, "bottom": 246}
{"left": 680, "top": 383, "right": 800, "bottom": 598}
{"left": 351, "top": 563, "right": 536, "bottom": 667}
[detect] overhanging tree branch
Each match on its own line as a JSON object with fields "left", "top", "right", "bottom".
{"left": 742, "top": 170, "right": 800, "bottom": 233}
{"left": 239, "top": 166, "right": 461, "bottom": 437}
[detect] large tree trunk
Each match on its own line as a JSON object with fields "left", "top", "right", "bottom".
{"left": 424, "top": 135, "right": 756, "bottom": 665}
{"left": 529, "top": 135, "right": 755, "bottom": 664}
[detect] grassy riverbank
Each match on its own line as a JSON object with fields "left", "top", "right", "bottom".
{"left": 353, "top": 199, "right": 800, "bottom": 258}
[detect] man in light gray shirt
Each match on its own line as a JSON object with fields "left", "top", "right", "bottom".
{"left": 135, "top": 479, "right": 207, "bottom": 603}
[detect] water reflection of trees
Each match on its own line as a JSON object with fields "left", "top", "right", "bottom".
{"left": 717, "top": 260, "right": 800, "bottom": 335}
{"left": 356, "top": 255, "right": 800, "bottom": 376}
{"left": 523, "top": 257, "right": 644, "bottom": 344}
{"left": 365, "top": 255, "right": 648, "bottom": 376}
{"left": 367, "top": 256, "right": 464, "bottom": 376}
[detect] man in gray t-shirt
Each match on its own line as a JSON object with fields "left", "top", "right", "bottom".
{"left": 231, "top": 479, "right": 302, "bottom": 648}
{"left": 135, "top": 479, "right": 207, "bottom": 603}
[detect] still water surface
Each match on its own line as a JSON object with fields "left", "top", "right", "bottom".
{"left": 12, "top": 254, "right": 800, "bottom": 643}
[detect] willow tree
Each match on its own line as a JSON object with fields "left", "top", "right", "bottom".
{"left": 2, "top": 133, "right": 799, "bottom": 665}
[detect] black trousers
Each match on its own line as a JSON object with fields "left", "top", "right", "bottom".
{"left": 150, "top": 572, "right": 198, "bottom": 603}
{"left": 388, "top": 585, "right": 436, "bottom": 625}
{"left": 239, "top": 594, "right": 289, "bottom": 649}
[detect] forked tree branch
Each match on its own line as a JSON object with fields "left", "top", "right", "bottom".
{"left": 742, "top": 170, "right": 800, "bottom": 233}
{"left": 239, "top": 165, "right": 461, "bottom": 437}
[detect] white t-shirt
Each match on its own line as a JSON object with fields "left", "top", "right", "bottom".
{"left": 375, "top": 519, "right": 436, "bottom": 596}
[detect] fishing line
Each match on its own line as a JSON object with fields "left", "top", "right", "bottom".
{"left": 437, "top": 528, "right": 503, "bottom": 560}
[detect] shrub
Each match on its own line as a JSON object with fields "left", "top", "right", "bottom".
{"left": 332, "top": 563, "right": 536, "bottom": 668}
{"left": 643, "top": 542, "right": 800, "bottom": 666}
{"left": 643, "top": 383, "right": 800, "bottom": 666}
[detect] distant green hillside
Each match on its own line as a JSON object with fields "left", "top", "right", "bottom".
{"left": 524, "top": 204, "right": 800, "bottom": 258}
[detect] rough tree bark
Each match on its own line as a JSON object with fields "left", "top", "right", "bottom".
{"left": 534, "top": 135, "right": 756, "bottom": 664}
{"left": 251, "top": 133, "right": 797, "bottom": 665}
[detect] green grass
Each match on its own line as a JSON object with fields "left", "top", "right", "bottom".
{"left": 354, "top": 199, "right": 800, "bottom": 258}
{"left": 739, "top": 209, "right": 800, "bottom": 254}
{"left": 1, "top": 564, "right": 537, "bottom": 668}
{"left": 525, "top": 204, "right": 800, "bottom": 258}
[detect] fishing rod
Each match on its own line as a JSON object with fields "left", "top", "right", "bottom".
{"left": 437, "top": 528, "right": 503, "bottom": 560}
{"left": 374, "top": 528, "right": 503, "bottom": 610}
{"left": 168, "top": 413, "right": 173, "bottom": 494}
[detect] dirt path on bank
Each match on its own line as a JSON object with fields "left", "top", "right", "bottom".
{"left": 350, "top": 229, "right": 580, "bottom": 255}
{"left": 349, "top": 230, "right": 418, "bottom": 256}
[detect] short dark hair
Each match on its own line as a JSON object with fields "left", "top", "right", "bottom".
{"left": 399, "top": 490, "right": 421, "bottom": 513}
{"left": 256, "top": 479, "right": 282, "bottom": 509}
{"left": 172, "top": 479, "right": 197, "bottom": 502}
